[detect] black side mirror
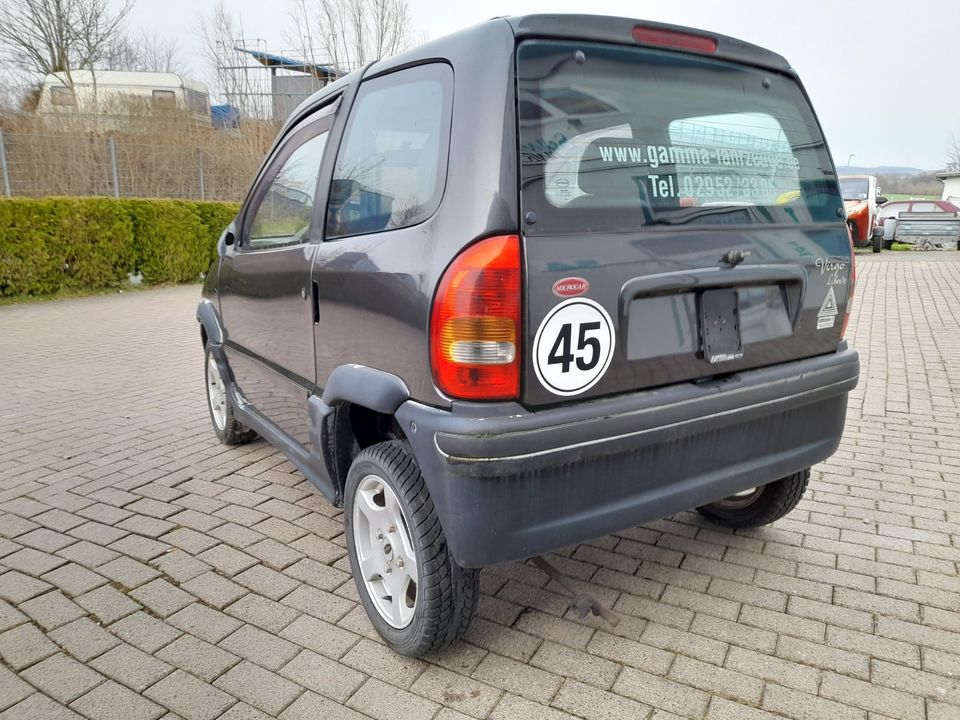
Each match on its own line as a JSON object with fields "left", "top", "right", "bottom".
{"left": 875, "top": 196, "right": 888, "bottom": 205}
{"left": 223, "top": 229, "right": 235, "bottom": 246}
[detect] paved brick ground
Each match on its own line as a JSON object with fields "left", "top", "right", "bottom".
{"left": 1, "top": 252, "right": 958, "bottom": 720}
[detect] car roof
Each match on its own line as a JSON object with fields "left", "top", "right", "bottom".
{"left": 284, "top": 14, "right": 794, "bottom": 128}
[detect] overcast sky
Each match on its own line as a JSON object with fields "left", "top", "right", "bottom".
{"left": 125, "top": 0, "right": 958, "bottom": 170}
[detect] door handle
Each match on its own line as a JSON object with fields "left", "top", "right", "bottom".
{"left": 311, "top": 281, "right": 320, "bottom": 324}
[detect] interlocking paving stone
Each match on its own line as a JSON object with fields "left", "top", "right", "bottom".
{"left": 180, "top": 572, "right": 247, "bottom": 609}
{"left": 73, "top": 584, "right": 140, "bottom": 624}
{"left": 552, "top": 678, "right": 653, "bottom": 720}
{"left": 340, "top": 637, "right": 426, "bottom": 688}
{"left": 278, "top": 648, "right": 366, "bottom": 703}
{"left": 214, "top": 660, "right": 304, "bottom": 716}
{"left": 409, "top": 664, "right": 502, "bottom": 718}
{"left": 225, "top": 592, "right": 300, "bottom": 633}
{"left": 109, "top": 612, "right": 181, "bottom": 654}
{"left": 220, "top": 623, "right": 300, "bottom": 670}
{"left": 155, "top": 634, "right": 239, "bottom": 683}
{"left": 144, "top": 670, "right": 236, "bottom": 720}
{"left": 69, "top": 679, "right": 166, "bottom": 720}
{"left": 279, "top": 692, "right": 367, "bottom": 720}
{"left": 20, "top": 590, "right": 86, "bottom": 630}
{"left": 0, "top": 570, "right": 52, "bottom": 603}
{"left": 40, "top": 563, "right": 108, "bottom": 596}
{"left": 47, "top": 616, "right": 122, "bottom": 662}
{"left": 347, "top": 677, "right": 440, "bottom": 720}
{"left": 97, "top": 556, "right": 161, "bottom": 588}
{"left": 91, "top": 643, "right": 175, "bottom": 692}
{"left": 0, "top": 623, "right": 58, "bottom": 670}
{"left": 0, "top": 599, "right": 25, "bottom": 633}
{"left": 0, "top": 664, "right": 33, "bottom": 712}
{"left": 167, "top": 603, "right": 244, "bottom": 644}
{"left": 2, "top": 547, "right": 68, "bottom": 576}
{"left": 278, "top": 613, "right": 359, "bottom": 660}
{"left": 0, "top": 258, "right": 959, "bottom": 720}
{"left": 0, "top": 694, "right": 84, "bottom": 720}
{"left": 129, "top": 579, "right": 194, "bottom": 618}
{"left": 20, "top": 653, "right": 106, "bottom": 704}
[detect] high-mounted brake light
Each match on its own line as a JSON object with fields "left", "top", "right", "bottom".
{"left": 632, "top": 26, "right": 718, "bottom": 54}
{"left": 840, "top": 225, "right": 856, "bottom": 338}
{"left": 430, "top": 235, "right": 522, "bottom": 400}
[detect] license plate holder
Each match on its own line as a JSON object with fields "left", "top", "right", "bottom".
{"left": 699, "top": 289, "right": 743, "bottom": 363}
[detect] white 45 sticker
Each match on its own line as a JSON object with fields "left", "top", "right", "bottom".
{"left": 533, "top": 298, "right": 615, "bottom": 396}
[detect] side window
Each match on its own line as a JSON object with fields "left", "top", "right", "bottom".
{"left": 247, "top": 131, "right": 329, "bottom": 249}
{"left": 51, "top": 86, "right": 76, "bottom": 107}
{"left": 326, "top": 63, "right": 452, "bottom": 240}
{"left": 152, "top": 89, "right": 177, "bottom": 108}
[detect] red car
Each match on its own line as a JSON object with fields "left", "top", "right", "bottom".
{"left": 840, "top": 175, "right": 887, "bottom": 249}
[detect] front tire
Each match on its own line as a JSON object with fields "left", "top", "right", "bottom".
{"left": 697, "top": 468, "right": 810, "bottom": 528}
{"left": 344, "top": 441, "right": 479, "bottom": 656}
{"left": 204, "top": 343, "right": 256, "bottom": 445}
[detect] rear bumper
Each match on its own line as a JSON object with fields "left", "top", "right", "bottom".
{"left": 397, "top": 346, "right": 859, "bottom": 568}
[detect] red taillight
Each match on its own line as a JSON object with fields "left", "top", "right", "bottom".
{"left": 632, "top": 26, "right": 718, "bottom": 54}
{"left": 841, "top": 225, "right": 856, "bottom": 338}
{"left": 430, "top": 235, "right": 522, "bottom": 400}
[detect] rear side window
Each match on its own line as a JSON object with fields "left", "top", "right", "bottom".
{"left": 326, "top": 63, "right": 452, "bottom": 239}
{"left": 517, "top": 40, "right": 843, "bottom": 233}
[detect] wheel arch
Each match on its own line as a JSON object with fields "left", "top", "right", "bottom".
{"left": 197, "top": 299, "right": 223, "bottom": 347}
{"left": 309, "top": 365, "right": 412, "bottom": 503}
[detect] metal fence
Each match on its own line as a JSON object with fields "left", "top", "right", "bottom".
{"left": 0, "top": 125, "right": 277, "bottom": 202}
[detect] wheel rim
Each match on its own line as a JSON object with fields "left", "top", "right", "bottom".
{"left": 710, "top": 486, "right": 762, "bottom": 510}
{"left": 352, "top": 474, "right": 418, "bottom": 629}
{"left": 206, "top": 355, "right": 227, "bottom": 431}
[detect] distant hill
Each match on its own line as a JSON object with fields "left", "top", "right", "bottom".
{"left": 837, "top": 167, "right": 944, "bottom": 196}
{"left": 837, "top": 165, "right": 928, "bottom": 176}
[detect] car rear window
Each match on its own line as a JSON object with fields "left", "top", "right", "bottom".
{"left": 517, "top": 40, "right": 843, "bottom": 233}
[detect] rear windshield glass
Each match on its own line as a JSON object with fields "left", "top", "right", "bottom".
{"left": 517, "top": 40, "right": 842, "bottom": 233}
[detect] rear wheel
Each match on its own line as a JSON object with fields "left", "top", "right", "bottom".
{"left": 698, "top": 468, "right": 810, "bottom": 528}
{"left": 344, "top": 440, "right": 479, "bottom": 656}
{"left": 204, "top": 344, "right": 256, "bottom": 445}
{"left": 872, "top": 232, "right": 882, "bottom": 253}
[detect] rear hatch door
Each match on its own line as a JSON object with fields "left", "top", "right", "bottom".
{"left": 517, "top": 37, "right": 850, "bottom": 406}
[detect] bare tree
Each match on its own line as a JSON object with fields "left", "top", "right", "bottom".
{"left": 0, "top": 0, "right": 134, "bottom": 84}
{"left": 285, "top": 0, "right": 411, "bottom": 74}
{"left": 101, "top": 31, "right": 184, "bottom": 74}
{"left": 948, "top": 134, "right": 960, "bottom": 172}
{"left": 198, "top": 3, "right": 267, "bottom": 117}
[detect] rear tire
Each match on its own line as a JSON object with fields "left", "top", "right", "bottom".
{"left": 872, "top": 233, "right": 882, "bottom": 253}
{"left": 344, "top": 440, "right": 479, "bottom": 656}
{"left": 697, "top": 468, "right": 810, "bottom": 528}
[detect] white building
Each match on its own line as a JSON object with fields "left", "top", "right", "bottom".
{"left": 937, "top": 170, "right": 960, "bottom": 204}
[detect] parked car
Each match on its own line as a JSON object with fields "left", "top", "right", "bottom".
{"left": 197, "top": 14, "right": 860, "bottom": 656}
{"left": 839, "top": 175, "right": 888, "bottom": 251}
{"left": 879, "top": 198, "right": 960, "bottom": 222}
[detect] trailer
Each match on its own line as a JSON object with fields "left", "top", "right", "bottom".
{"left": 884, "top": 212, "right": 960, "bottom": 251}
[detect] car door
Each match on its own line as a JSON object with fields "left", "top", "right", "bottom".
{"left": 218, "top": 104, "right": 337, "bottom": 447}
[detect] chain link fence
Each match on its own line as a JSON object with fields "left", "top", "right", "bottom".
{"left": 0, "top": 120, "right": 279, "bottom": 202}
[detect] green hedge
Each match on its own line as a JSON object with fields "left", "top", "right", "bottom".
{"left": 0, "top": 197, "right": 239, "bottom": 296}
